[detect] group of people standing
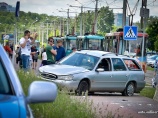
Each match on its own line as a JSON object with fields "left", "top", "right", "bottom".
{"left": 41, "top": 37, "right": 66, "bottom": 66}
{"left": 4, "top": 30, "right": 76, "bottom": 71}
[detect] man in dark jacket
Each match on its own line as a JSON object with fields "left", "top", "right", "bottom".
{"left": 53, "top": 40, "right": 66, "bottom": 62}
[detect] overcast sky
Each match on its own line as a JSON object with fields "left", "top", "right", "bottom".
{"left": 1, "top": 0, "right": 158, "bottom": 22}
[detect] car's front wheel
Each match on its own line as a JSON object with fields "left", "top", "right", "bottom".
{"left": 122, "top": 82, "right": 135, "bottom": 96}
{"left": 77, "top": 81, "right": 89, "bottom": 96}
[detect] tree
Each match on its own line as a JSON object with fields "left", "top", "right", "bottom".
{"left": 146, "top": 16, "right": 158, "bottom": 51}
{"left": 97, "top": 6, "right": 114, "bottom": 33}
{"left": 75, "top": 6, "right": 114, "bottom": 35}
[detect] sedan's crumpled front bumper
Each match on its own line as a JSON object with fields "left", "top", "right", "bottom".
{"left": 41, "top": 77, "right": 79, "bottom": 91}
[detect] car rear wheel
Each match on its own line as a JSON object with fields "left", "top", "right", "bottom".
{"left": 77, "top": 81, "right": 89, "bottom": 96}
{"left": 122, "top": 82, "right": 135, "bottom": 96}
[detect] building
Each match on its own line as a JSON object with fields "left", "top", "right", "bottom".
{"left": 114, "top": 13, "right": 129, "bottom": 27}
{"left": 0, "top": 2, "right": 15, "bottom": 12}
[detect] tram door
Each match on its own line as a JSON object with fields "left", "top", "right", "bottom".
{"left": 77, "top": 38, "right": 83, "bottom": 50}
{"left": 105, "top": 36, "right": 114, "bottom": 52}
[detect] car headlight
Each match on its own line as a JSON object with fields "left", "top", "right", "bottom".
{"left": 58, "top": 75, "right": 73, "bottom": 81}
{"left": 39, "top": 67, "right": 43, "bottom": 73}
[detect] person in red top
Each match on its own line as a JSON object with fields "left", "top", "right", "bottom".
{"left": 4, "top": 42, "right": 12, "bottom": 58}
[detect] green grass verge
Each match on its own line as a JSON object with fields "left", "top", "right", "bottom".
{"left": 147, "top": 66, "right": 154, "bottom": 71}
{"left": 17, "top": 70, "right": 96, "bottom": 118}
{"left": 140, "top": 87, "right": 156, "bottom": 99}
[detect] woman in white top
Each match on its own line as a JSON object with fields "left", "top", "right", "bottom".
{"left": 42, "top": 48, "right": 47, "bottom": 66}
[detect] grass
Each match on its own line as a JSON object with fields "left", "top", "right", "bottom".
{"left": 17, "top": 70, "right": 96, "bottom": 118}
{"left": 17, "top": 70, "right": 139, "bottom": 118}
{"left": 147, "top": 66, "right": 154, "bottom": 71}
{"left": 140, "top": 87, "right": 156, "bottom": 99}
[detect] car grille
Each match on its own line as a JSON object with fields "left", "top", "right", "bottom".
{"left": 40, "top": 72, "right": 57, "bottom": 80}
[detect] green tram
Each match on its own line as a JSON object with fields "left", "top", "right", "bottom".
{"left": 65, "top": 35, "right": 77, "bottom": 55}
{"left": 77, "top": 34, "right": 105, "bottom": 50}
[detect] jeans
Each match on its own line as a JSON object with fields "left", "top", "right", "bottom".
{"left": 21, "top": 54, "right": 30, "bottom": 71}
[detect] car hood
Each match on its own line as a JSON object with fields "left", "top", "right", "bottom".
{"left": 148, "top": 59, "right": 155, "bottom": 62}
{"left": 147, "top": 59, "right": 154, "bottom": 62}
{"left": 39, "top": 64, "right": 90, "bottom": 75}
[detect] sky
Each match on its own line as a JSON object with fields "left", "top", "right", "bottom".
{"left": 1, "top": 0, "right": 158, "bottom": 22}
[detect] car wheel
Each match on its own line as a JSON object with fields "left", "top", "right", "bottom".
{"left": 88, "top": 92, "right": 94, "bottom": 95}
{"left": 122, "top": 82, "right": 135, "bottom": 96}
{"left": 77, "top": 81, "right": 89, "bottom": 96}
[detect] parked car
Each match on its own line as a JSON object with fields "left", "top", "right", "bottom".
{"left": 39, "top": 50, "right": 145, "bottom": 96}
{"left": 147, "top": 55, "right": 158, "bottom": 68}
{"left": 0, "top": 44, "right": 57, "bottom": 118}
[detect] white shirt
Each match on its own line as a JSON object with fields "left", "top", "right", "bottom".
{"left": 19, "top": 37, "right": 31, "bottom": 55}
{"left": 42, "top": 52, "right": 47, "bottom": 60}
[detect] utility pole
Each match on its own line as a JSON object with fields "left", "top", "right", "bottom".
{"left": 140, "top": 0, "right": 149, "bottom": 65}
{"left": 69, "top": 5, "right": 95, "bottom": 35}
{"left": 122, "top": 0, "right": 127, "bottom": 54}
{"left": 67, "top": 9, "right": 69, "bottom": 35}
{"left": 42, "top": 23, "right": 44, "bottom": 46}
{"left": 39, "top": 26, "right": 41, "bottom": 42}
{"left": 80, "top": 6, "right": 83, "bottom": 35}
{"left": 94, "top": 0, "right": 99, "bottom": 34}
{"left": 59, "top": 9, "right": 77, "bottom": 35}
{"left": 60, "top": 17, "right": 62, "bottom": 36}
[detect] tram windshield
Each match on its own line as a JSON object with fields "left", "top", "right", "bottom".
{"left": 89, "top": 39, "right": 102, "bottom": 50}
{"left": 129, "top": 37, "right": 147, "bottom": 56}
{"left": 69, "top": 40, "right": 76, "bottom": 49}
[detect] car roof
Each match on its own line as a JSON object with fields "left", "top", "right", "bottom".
{"left": 77, "top": 50, "right": 116, "bottom": 57}
{"left": 76, "top": 50, "right": 132, "bottom": 59}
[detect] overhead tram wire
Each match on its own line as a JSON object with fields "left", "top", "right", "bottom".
{"left": 126, "top": 0, "right": 140, "bottom": 26}
{"left": 101, "top": 0, "right": 123, "bottom": 9}
{"left": 147, "top": 0, "right": 157, "bottom": 6}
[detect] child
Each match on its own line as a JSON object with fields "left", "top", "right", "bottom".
{"left": 41, "top": 48, "right": 47, "bottom": 66}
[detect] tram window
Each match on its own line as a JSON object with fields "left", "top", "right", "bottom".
{"left": 89, "top": 40, "right": 101, "bottom": 50}
{"left": 70, "top": 40, "right": 76, "bottom": 49}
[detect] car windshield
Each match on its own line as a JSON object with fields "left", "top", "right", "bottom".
{"left": 59, "top": 53, "right": 99, "bottom": 70}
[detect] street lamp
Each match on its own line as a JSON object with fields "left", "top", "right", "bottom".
{"left": 30, "top": 18, "right": 38, "bottom": 31}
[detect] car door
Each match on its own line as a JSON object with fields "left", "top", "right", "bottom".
{"left": 123, "top": 58, "right": 145, "bottom": 85}
{"left": 92, "top": 58, "right": 113, "bottom": 91}
{"left": 0, "top": 57, "right": 19, "bottom": 118}
{"left": 110, "top": 58, "right": 129, "bottom": 91}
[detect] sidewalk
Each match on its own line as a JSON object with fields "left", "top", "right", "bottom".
{"left": 145, "top": 70, "right": 154, "bottom": 85}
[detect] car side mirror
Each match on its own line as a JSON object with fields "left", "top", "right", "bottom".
{"left": 26, "top": 81, "right": 57, "bottom": 104}
{"left": 96, "top": 68, "right": 104, "bottom": 72}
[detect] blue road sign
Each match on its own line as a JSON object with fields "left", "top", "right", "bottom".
{"left": 123, "top": 26, "right": 138, "bottom": 40}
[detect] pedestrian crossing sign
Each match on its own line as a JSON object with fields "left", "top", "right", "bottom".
{"left": 123, "top": 26, "right": 138, "bottom": 40}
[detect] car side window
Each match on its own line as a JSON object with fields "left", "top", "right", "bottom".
{"left": 97, "top": 58, "right": 111, "bottom": 71}
{"left": 112, "top": 58, "right": 127, "bottom": 71}
{"left": 123, "top": 59, "right": 141, "bottom": 71}
{"left": 0, "top": 58, "right": 12, "bottom": 95}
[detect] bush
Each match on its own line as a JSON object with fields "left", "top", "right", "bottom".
{"left": 17, "top": 70, "right": 96, "bottom": 118}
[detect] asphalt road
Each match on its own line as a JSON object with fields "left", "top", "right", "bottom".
{"left": 86, "top": 93, "right": 158, "bottom": 118}
{"left": 13, "top": 59, "right": 158, "bottom": 118}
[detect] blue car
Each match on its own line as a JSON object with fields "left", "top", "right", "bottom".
{"left": 0, "top": 44, "right": 57, "bottom": 118}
